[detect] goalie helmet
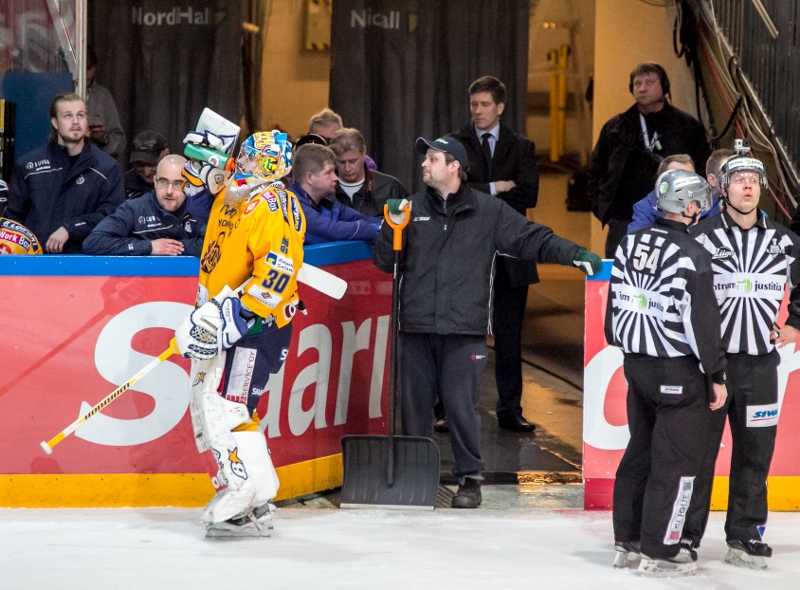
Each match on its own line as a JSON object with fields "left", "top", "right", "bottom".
{"left": 237, "top": 130, "right": 292, "bottom": 182}
{"left": 655, "top": 169, "right": 712, "bottom": 215}
{"left": 718, "top": 153, "right": 768, "bottom": 190}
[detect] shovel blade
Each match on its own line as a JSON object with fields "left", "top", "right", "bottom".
{"left": 340, "top": 435, "right": 440, "bottom": 510}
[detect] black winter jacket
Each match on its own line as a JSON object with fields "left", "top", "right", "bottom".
{"left": 83, "top": 191, "right": 204, "bottom": 256}
{"left": 372, "top": 182, "right": 581, "bottom": 335}
{"left": 334, "top": 168, "right": 408, "bottom": 217}
{"left": 587, "top": 103, "right": 709, "bottom": 225}
{"left": 7, "top": 140, "right": 125, "bottom": 253}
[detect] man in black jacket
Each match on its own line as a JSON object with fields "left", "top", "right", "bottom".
{"left": 6, "top": 92, "right": 125, "bottom": 253}
{"left": 329, "top": 128, "right": 408, "bottom": 217}
{"left": 451, "top": 75, "right": 540, "bottom": 432}
{"left": 83, "top": 155, "right": 204, "bottom": 256}
{"left": 588, "top": 63, "right": 710, "bottom": 258}
{"left": 373, "top": 136, "right": 602, "bottom": 508}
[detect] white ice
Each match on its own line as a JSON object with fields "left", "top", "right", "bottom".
{"left": 1, "top": 488, "right": 799, "bottom": 590}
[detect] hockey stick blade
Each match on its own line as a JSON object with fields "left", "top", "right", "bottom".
{"left": 297, "top": 263, "right": 348, "bottom": 299}
{"left": 39, "top": 339, "right": 180, "bottom": 455}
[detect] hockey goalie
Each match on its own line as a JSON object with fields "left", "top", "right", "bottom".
{"left": 174, "top": 131, "right": 305, "bottom": 538}
{"left": 0, "top": 180, "right": 42, "bottom": 255}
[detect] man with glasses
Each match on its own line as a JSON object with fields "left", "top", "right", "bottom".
{"left": 684, "top": 145, "right": 800, "bottom": 569}
{"left": 83, "top": 155, "right": 204, "bottom": 256}
{"left": 6, "top": 92, "right": 125, "bottom": 253}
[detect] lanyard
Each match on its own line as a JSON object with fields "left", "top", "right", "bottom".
{"left": 639, "top": 113, "right": 661, "bottom": 151}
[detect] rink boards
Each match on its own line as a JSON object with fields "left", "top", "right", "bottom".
{"left": 584, "top": 261, "right": 800, "bottom": 511}
{"left": 0, "top": 242, "right": 392, "bottom": 507}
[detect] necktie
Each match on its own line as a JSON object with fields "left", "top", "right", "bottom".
{"left": 481, "top": 133, "right": 493, "bottom": 178}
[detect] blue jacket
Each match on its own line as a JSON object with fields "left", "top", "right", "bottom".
{"left": 628, "top": 190, "right": 721, "bottom": 233}
{"left": 7, "top": 140, "right": 125, "bottom": 253}
{"left": 289, "top": 182, "right": 380, "bottom": 245}
{"left": 83, "top": 191, "right": 205, "bottom": 256}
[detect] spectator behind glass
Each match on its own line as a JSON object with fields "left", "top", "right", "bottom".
{"left": 5, "top": 92, "right": 125, "bottom": 253}
{"left": 329, "top": 128, "right": 408, "bottom": 217}
{"left": 84, "top": 155, "right": 204, "bottom": 256}
{"left": 125, "top": 131, "right": 170, "bottom": 200}
{"left": 289, "top": 143, "right": 380, "bottom": 245}
{"left": 308, "top": 107, "right": 377, "bottom": 171}
{"left": 85, "top": 45, "right": 125, "bottom": 159}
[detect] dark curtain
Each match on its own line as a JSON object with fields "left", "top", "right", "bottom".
{"left": 242, "top": 0, "right": 267, "bottom": 136}
{"left": 329, "top": 0, "right": 530, "bottom": 192}
{"left": 89, "top": 1, "right": 242, "bottom": 163}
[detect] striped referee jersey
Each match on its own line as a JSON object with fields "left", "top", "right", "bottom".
{"left": 605, "top": 217, "right": 726, "bottom": 377}
{"left": 689, "top": 211, "right": 800, "bottom": 355}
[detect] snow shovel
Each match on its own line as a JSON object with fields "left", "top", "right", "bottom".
{"left": 340, "top": 203, "right": 440, "bottom": 509}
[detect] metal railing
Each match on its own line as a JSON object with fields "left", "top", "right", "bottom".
{"left": 711, "top": 0, "right": 800, "bottom": 180}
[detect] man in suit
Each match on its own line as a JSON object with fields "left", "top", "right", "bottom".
{"left": 450, "top": 75, "right": 539, "bottom": 432}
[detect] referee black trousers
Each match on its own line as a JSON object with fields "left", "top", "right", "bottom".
{"left": 683, "top": 350, "right": 780, "bottom": 546}
{"left": 492, "top": 260, "right": 530, "bottom": 421}
{"left": 613, "top": 355, "right": 713, "bottom": 559}
{"left": 398, "top": 332, "right": 487, "bottom": 478}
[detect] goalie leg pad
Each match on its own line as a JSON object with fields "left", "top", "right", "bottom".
{"left": 231, "top": 429, "right": 279, "bottom": 506}
{"left": 191, "top": 366, "right": 258, "bottom": 524}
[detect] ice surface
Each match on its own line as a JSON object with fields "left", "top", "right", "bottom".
{"left": 1, "top": 499, "right": 799, "bottom": 589}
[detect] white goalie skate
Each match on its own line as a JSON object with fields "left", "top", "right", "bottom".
{"left": 206, "top": 502, "right": 276, "bottom": 539}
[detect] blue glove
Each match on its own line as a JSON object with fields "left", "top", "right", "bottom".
{"left": 218, "top": 297, "right": 255, "bottom": 350}
{"left": 572, "top": 247, "right": 603, "bottom": 276}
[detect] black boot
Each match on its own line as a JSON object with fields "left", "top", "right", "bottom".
{"left": 452, "top": 477, "right": 482, "bottom": 509}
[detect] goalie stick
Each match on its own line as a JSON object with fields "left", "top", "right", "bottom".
{"left": 39, "top": 339, "right": 180, "bottom": 455}
{"left": 38, "top": 265, "right": 344, "bottom": 454}
{"left": 297, "top": 263, "right": 347, "bottom": 300}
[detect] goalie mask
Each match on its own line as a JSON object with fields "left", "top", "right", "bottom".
{"left": 236, "top": 131, "right": 292, "bottom": 183}
{"left": 655, "top": 169, "right": 711, "bottom": 217}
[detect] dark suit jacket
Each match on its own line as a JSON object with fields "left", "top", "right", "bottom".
{"left": 453, "top": 122, "right": 540, "bottom": 286}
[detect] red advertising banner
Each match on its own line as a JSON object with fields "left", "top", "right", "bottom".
{"left": 0, "top": 259, "right": 391, "bottom": 484}
{"left": 584, "top": 264, "right": 800, "bottom": 510}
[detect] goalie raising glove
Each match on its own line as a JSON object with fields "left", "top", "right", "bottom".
{"left": 175, "top": 286, "right": 256, "bottom": 359}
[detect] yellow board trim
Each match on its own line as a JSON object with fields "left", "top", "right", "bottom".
{"left": 0, "top": 454, "right": 343, "bottom": 508}
{"left": 710, "top": 476, "right": 800, "bottom": 511}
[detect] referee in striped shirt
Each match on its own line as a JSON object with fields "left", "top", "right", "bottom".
{"left": 606, "top": 169, "right": 727, "bottom": 576}
{"left": 684, "top": 146, "right": 800, "bottom": 569}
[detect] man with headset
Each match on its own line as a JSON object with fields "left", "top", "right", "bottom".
{"left": 588, "top": 62, "right": 710, "bottom": 258}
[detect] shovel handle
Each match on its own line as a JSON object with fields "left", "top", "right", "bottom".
{"left": 383, "top": 204, "right": 411, "bottom": 251}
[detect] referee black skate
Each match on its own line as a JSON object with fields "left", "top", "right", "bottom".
{"left": 683, "top": 142, "right": 800, "bottom": 570}
{"left": 605, "top": 169, "right": 728, "bottom": 576}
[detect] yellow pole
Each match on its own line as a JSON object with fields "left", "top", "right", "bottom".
{"left": 548, "top": 50, "right": 559, "bottom": 163}
{"left": 557, "top": 44, "right": 571, "bottom": 160}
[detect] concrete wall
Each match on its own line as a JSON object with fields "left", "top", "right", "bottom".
{"left": 590, "top": 0, "right": 700, "bottom": 255}
{"left": 259, "top": 0, "right": 331, "bottom": 139}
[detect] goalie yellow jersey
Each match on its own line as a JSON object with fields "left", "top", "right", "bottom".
{"left": 198, "top": 182, "right": 306, "bottom": 328}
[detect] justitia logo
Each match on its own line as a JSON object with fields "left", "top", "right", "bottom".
{"left": 633, "top": 294, "right": 647, "bottom": 309}
{"left": 737, "top": 278, "right": 753, "bottom": 294}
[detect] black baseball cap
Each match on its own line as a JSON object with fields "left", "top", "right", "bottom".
{"left": 130, "top": 130, "right": 168, "bottom": 165}
{"left": 415, "top": 136, "right": 469, "bottom": 169}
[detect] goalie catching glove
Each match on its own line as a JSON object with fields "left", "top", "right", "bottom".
{"left": 572, "top": 247, "right": 603, "bottom": 276}
{"left": 176, "top": 294, "right": 256, "bottom": 360}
